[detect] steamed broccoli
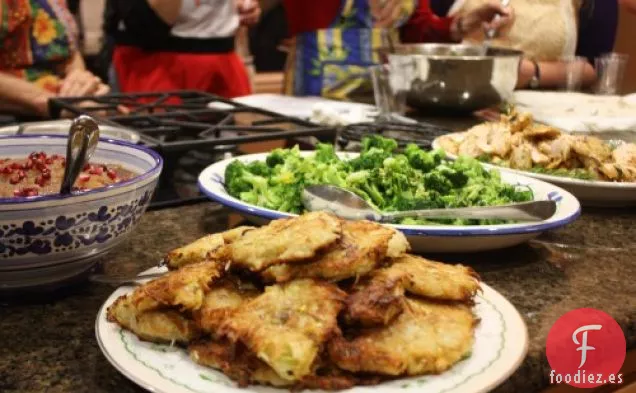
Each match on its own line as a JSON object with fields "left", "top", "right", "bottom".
{"left": 224, "top": 135, "right": 534, "bottom": 225}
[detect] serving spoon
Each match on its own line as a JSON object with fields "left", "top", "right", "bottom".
{"left": 60, "top": 115, "right": 100, "bottom": 194}
{"left": 302, "top": 184, "right": 557, "bottom": 223}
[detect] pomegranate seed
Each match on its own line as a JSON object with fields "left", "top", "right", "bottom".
{"left": 18, "top": 170, "right": 25, "bottom": 179}
{"left": 42, "top": 169, "right": 51, "bottom": 179}
{"left": 89, "top": 166, "right": 103, "bottom": 175}
{"left": 83, "top": 163, "right": 90, "bottom": 171}
{"left": 13, "top": 189, "right": 22, "bottom": 197}
{"left": 79, "top": 174, "right": 90, "bottom": 182}
{"left": 23, "top": 159, "right": 34, "bottom": 169}
{"left": 9, "top": 173, "right": 21, "bottom": 184}
{"left": 35, "top": 161, "right": 47, "bottom": 171}
{"left": 10, "top": 163, "right": 21, "bottom": 170}
{"left": 27, "top": 189, "right": 38, "bottom": 197}
{"left": 106, "top": 169, "right": 117, "bottom": 180}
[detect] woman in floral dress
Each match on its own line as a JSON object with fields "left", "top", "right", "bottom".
{"left": 0, "top": 0, "right": 108, "bottom": 118}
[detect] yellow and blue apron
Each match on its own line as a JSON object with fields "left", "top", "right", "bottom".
{"left": 284, "top": 0, "right": 416, "bottom": 100}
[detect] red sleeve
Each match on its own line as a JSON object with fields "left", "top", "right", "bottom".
{"left": 282, "top": 0, "right": 342, "bottom": 36}
{"left": 400, "top": 0, "right": 455, "bottom": 43}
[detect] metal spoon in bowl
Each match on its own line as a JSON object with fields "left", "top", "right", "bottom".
{"left": 302, "top": 184, "right": 557, "bottom": 223}
{"left": 60, "top": 115, "right": 100, "bottom": 194}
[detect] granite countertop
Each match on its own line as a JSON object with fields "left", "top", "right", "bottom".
{"left": 1, "top": 202, "right": 635, "bottom": 393}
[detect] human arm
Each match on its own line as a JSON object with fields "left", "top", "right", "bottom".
{"left": 401, "top": 0, "right": 513, "bottom": 43}
{"left": 620, "top": 0, "right": 636, "bottom": 13}
{"left": 516, "top": 58, "right": 597, "bottom": 89}
{"left": 146, "top": 0, "right": 183, "bottom": 25}
{"left": 0, "top": 72, "right": 54, "bottom": 118}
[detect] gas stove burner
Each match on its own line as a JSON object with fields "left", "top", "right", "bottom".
{"left": 338, "top": 121, "right": 451, "bottom": 151}
{"left": 49, "top": 91, "right": 336, "bottom": 152}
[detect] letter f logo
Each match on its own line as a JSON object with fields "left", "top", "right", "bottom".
{"left": 573, "top": 325, "right": 603, "bottom": 368}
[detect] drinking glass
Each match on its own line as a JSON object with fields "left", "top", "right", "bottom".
{"left": 595, "top": 53, "right": 629, "bottom": 95}
{"left": 563, "top": 56, "right": 587, "bottom": 91}
{"left": 370, "top": 64, "right": 406, "bottom": 119}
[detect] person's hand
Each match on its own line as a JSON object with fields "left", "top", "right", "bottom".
{"left": 456, "top": 0, "right": 514, "bottom": 39}
{"left": 236, "top": 0, "right": 261, "bottom": 27}
{"left": 369, "top": 0, "right": 403, "bottom": 28}
{"left": 59, "top": 69, "right": 109, "bottom": 97}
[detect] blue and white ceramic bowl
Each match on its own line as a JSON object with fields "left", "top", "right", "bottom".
{"left": 0, "top": 136, "right": 162, "bottom": 289}
{"left": 198, "top": 152, "right": 581, "bottom": 254}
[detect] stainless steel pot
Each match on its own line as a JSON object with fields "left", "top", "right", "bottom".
{"left": 388, "top": 44, "right": 522, "bottom": 113}
{"left": 0, "top": 119, "right": 141, "bottom": 143}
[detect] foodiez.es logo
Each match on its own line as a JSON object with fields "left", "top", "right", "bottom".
{"left": 546, "top": 308, "right": 626, "bottom": 388}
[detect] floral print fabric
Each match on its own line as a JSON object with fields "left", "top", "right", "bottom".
{"left": 0, "top": 0, "right": 79, "bottom": 92}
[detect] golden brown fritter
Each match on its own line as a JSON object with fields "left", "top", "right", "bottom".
{"left": 261, "top": 220, "right": 409, "bottom": 283}
{"left": 345, "top": 255, "right": 479, "bottom": 326}
{"left": 193, "top": 279, "right": 260, "bottom": 336}
{"left": 121, "top": 261, "right": 224, "bottom": 314}
{"left": 190, "top": 340, "right": 292, "bottom": 388}
{"left": 165, "top": 226, "right": 255, "bottom": 270}
{"left": 383, "top": 255, "right": 480, "bottom": 301}
{"left": 329, "top": 298, "right": 477, "bottom": 376}
{"left": 218, "top": 279, "right": 346, "bottom": 382}
{"left": 190, "top": 340, "right": 360, "bottom": 390}
{"left": 229, "top": 212, "right": 342, "bottom": 272}
{"left": 107, "top": 296, "right": 200, "bottom": 344}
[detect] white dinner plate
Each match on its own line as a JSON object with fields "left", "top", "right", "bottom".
{"left": 512, "top": 91, "right": 636, "bottom": 133}
{"left": 432, "top": 136, "right": 636, "bottom": 207}
{"left": 197, "top": 152, "right": 580, "bottom": 253}
{"left": 96, "top": 266, "right": 529, "bottom": 393}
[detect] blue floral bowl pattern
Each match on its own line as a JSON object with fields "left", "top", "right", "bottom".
{"left": 0, "top": 136, "right": 162, "bottom": 272}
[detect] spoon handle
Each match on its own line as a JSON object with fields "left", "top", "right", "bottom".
{"left": 382, "top": 200, "right": 556, "bottom": 222}
{"left": 60, "top": 130, "right": 89, "bottom": 194}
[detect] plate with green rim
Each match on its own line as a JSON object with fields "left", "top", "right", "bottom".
{"left": 95, "top": 266, "right": 528, "bottom": 393}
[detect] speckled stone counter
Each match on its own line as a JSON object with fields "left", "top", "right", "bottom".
{"left": 1, "top": 202, "right": 635, "bottom": 393}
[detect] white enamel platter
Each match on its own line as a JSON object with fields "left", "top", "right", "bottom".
{"left": 197, "top": 152, "right": 580, "bottom": 253}
{"left": 96, "top": 266, "right": 529, "bottom": 393}
{"left": 432, "top": 136, "right": 636, "bottom": 207}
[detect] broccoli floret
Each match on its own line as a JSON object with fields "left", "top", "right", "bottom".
{"left": 225, "top": 161, "right": 262, "bottom": 196}
{"left": 404, "top": 144, "right": 444, "bottom": 173}
{"left": 314, "top": 143, "right": 339, "bottom": 163}
{"left": 265, "top": 146, "right": 301, "bottom": 168}
{"left": 246, "top": 161, "right": 271, "bottom": 177}
{"left": 348, "top": 147, "right": 391, "bottom": 171}
{"left": 436, "top": 164, "right": 469, "bottom": 188}
{"left": 361, "top": 135, "right": 398, "bottom": 154}
{"left": 423, "top": 172, "right": 453, "bottom": 194}
{"left": 345, "top": 170, "right": 385, "bottom": 208}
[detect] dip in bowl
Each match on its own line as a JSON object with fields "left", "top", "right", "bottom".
{"left": 0, "top": 135, "right": 162, "bottom": 290}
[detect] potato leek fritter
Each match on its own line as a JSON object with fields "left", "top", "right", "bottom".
{"left": 262, "top": 220, "right": 409, "bottom": 283}
{"left": 108, "top": 213, "right": 483, "bottom": 390}
{"left": 345, "top": 255, "right": 480, "bottom": 326}
{"left": 330, "top": 298, "right": 477, "bottom": 376}
{"left": 193, "top": 279, "right": 260, "bottom": 335}
{"left": 218, "top": 279, "right": 346, "bottom": 381}
{"left": 107, "top": 298, "right": 200, "bottom": 344}
{"left": 230, "top": 211, "right": 342, "bottom": 272}
{"left": 165, "top": 226, "right": 255, "bottom": 270}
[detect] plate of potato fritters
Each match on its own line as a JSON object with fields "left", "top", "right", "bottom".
{"left": 96, "top": 212, "right": 528, "bottom": 393}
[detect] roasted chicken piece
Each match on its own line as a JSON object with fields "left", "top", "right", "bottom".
{"left": 508, "top": 143, "right": 533, "bottom": 169}
{"left": 329, "top": 298, "right": 477, "bottom": 376}
{"left": 229, "top": 212, "right": 342, "bottom": 272}
{"left": 165, "top": 226, "right": 255, "bottom": 270}
{"left": 345, "top": 255, "right": 480, "bottom": 326}
{"left": 572, "top": 136, "right": 613, "bottom": 171}
{"left": 261, "top": 220, "right": 409, "bottom": 283}
{"left": 523, "top": 124, "right": 561, "bottom": 139}
{"left": 218, "top": 279, "right": 346, "bottom": 382}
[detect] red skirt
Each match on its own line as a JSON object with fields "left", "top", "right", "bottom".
{"left": 112, "top": 45, "right": 252, "bottom": 99}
